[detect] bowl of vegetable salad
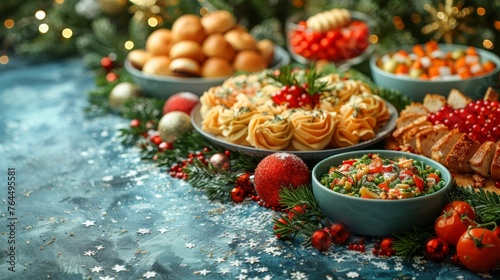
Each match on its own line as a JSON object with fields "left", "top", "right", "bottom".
{"left": 311, "top": 150, "right": 452, "bottom": 237}
{"left": 369, "top": 42, "right": 500, "bottom": 102}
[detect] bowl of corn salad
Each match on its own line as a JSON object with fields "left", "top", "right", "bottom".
{"left": 369, "top": 42, "right": 500, "bottom": 102}
{"left": 311, "top": 150, "right": 452, "bottom": 237}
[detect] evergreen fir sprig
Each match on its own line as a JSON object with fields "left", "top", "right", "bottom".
{"left": 449, "top": 185, "right": 500, "bottom": 224}
{"left": 267, "top": 64, "right": 298, "bottom": 87}
{"left": 230, "top": 151, "right": 263, "bottom": 173}
{"left": 185, "top": 159, "right": 237, "bottom": 202}
{"left": 273, "top": 185, "right": 327, "bottom": 245}
{"left": 392, "top": 226, "right": 434, "bottom": 259}
{"left": 121, "top": 97, "right": 164, "bottom": 122}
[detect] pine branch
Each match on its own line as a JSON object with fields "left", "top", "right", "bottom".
{"left": 392, "top": 226, "right": 434, "bottom": 259}
{"left": 449, "top": 185, "right": 500, "bottom": 224}
{"left": 185, "top": 160, "right": 237, "bottom": 202}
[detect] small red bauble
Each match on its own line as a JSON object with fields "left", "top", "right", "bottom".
{"left": 311, "top": 229, "right": 332, "bottom": 251}
{"left": 230, "top": 187, "right": 246, "bottom": 203}
{"left": 235, "top": 172, "right": 254, "bottom": 193}
{"left": 424, "top": 237, "right": 450, "bottom": 262}
{"left": 162, "top": 92, "right": 200, "bottom": 116}
{"left": 209, "top": 153, "right": 231, "bottom": 171}
{"left": 253, "top": 152, "right": 310, "bottom": 208}
{"left": 329, "top": 223, "right": 350, "bottom": 244}
{"left": 101, "top": 56, "right": 114, "bottom": 71}
{"left": 130, "top": 119, "right": 141, "bottom": 128}
{"left": 106, "top": 72, "right": 119, "bottom": 82}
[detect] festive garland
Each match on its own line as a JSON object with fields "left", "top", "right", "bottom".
{"left": 86, "top": 60, "right": 500, "bottom": 265}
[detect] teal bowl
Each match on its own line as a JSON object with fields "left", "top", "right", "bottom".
{"left": 369, "top": 44, "right": 500, "bottom": 102}
{"left": 125, "top": 45, "right": 290, "bottom": 99}
{"left": 311, "top": 150, "right": 452, "bottom": 237}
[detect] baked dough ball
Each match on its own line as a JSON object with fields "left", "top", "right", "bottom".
{"left": 169, "top": 58, "right": 201, "bottom": 77}
{"left": 127, "top": 49, "right": 153, "bottom": 69}
{"left": 257, "top": 39, "right": 275, "bottom": 64}
{"left": 202, "top": 57, "right": 234, "bottom": 78}
{"left": 306, "top": 8, "right": 351, "bottom": 33}
{"left": 142, "top": 56, "right": 171, "bottom": 76}
{"left": 224, "top": 29, "right": 258, "bottom": 51}
{"left": 171, "top": 14, "right": 206, "bottom": 43}
{"left": 146, "top": 29, "right": 174, "bottom": 56}
{"left": 201, "top": 10, "right": 236, "bottom": 34}
{"left": 169, "top": 40, "right": 205, "bottom": 62}
{"left": 202, "top": 34, "right": 235, "bottom": 61}
{"left": 233, "top": 50, "right": 267, "bottom": 73}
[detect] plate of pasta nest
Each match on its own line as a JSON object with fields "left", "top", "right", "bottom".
{"left": 191, "top": 65, "right": 398, "bottom": 160}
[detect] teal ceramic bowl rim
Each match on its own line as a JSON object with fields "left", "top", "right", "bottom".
{"left": 369, "top": 44, "right": 500, "bottom": 83}
{"left": 311, "top": 150, "right": 453, "bottom": 204}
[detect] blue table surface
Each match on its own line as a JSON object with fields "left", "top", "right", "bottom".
{"left": 0, "top": 58, "right": 498, "bottom": 280}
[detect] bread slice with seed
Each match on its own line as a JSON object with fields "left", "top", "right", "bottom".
{"left": 402, "top": 124, "right": 433, "bottom": 151}
{"left": 431, "top": 129, "right": 463, "bottom": 165}
{"left": 445, "top": 133, "right": 482, "bottom": 173}
{"left": 392, "top": 116, "right": 431, "bottom": 145}
{"left": 490, "top": 142, "right": 500, "bottom": 181}
{"left": 447, "top": 88, "right": 472, "bottom": 109}
{"left": 400, "top": 102, "right": 429, "bottom": 116}
{"left": 470, "top": 141, "right": 496, "bottom": 177}
{"left": 396, "top": 113, "right": 428, "bottom": 129}
{"left": 415, "top": 124, "right": 449, "bottom": 157}
{"left": 423, "top": 94, "right": 447, "bottom": 113}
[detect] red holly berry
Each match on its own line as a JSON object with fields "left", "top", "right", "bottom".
{"left": 130, "top": 119, "right": 141, "bottom": 128}
{"left": 235, "top": 172, "right": 254, "bottom": 194}
{"left": 106, "top": 72, "right": 119, "bottom": 82}
{"left": 101, "top": 56, "right": 114, "bottom": 71}
{"left": 311, "top": 229, "right": 332, "bottom": 251}
{"left": 273, "top": 217, "right": 288, "bottom": 239}
{"left": 253, "top": 152, "right": 310, "bottom": 208}
{"left": 424, "top": 237, "right": 450, "bottom": 262}
{"left": 328, "top": 223, "right": 350, "bottom": 244}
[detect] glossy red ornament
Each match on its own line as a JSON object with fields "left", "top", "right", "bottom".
{"left": 329, "top": 223, "right": 350, "bottom": 244}
{"left": 101, "top": 56, "right": 114, "bottom": 70}
{"left": 424, "top": 237, "right": 450, "bottom": 262}
{"left": 311, "top": 229, "right": 332, "bottom": 251}
{"left": 106, "top": 72, "right": 119, "bottom": 82}
{"left": 209, "top": 153, "right": 231, "bottom": 171}
{"left": 230, "top": 187, "right": 245, "bottom": 203}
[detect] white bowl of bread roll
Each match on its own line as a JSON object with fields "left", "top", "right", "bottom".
{"left": 125, "top": 10, "right": 290, "bottom": 99}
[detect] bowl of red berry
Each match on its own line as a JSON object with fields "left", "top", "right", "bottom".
{"left": 286, "top": 9, "right": 373, "bottom": 70}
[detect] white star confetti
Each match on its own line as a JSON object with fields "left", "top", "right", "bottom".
{"left": 185, "top": 243, "right": 195, "bottom": 248}
{"left": 216, "top": 257, "right": 225, "bottom": 263}
{"left": 219, "top": 268, "right": 230, "bottom": 274}
{"left": 347, "top": 271, "right": 359, "bottom": 278}
{"left": 196, "top": 269, "right": 211, "bottom": 276}
{"left": 111, "top": 264, "right": 127, "bottom": 273}
{"left": 248, "top": 240, "right": 258, "bottom": 248}
{"left": 95, "top": 245, "right": 105, "bottom": 251}
{"left": 91, "top": 266, "right": 103, "bottom": 273}
{"left": 84, "top": 250, "right": 96, "bottom": 256}
{"left": 256, "top": 267, "right": 268, "bottom": 273}
{"left": 290, "top": 271, "right": 308, "bottom": 280}
{"left": 245, "top": 256, "right": 260, "bottom": 264}
{"left": 229, "top": 260, "right": 241, "bottom": 267}
{"left": 82, "top": 220, "right": 96, "bottom": 227}
{"left": 235, "top": 273, "right": 247, "bottom": 280}
{"left": 333, "top": 256, "right": 346, "bottom": 263}
{"left": 158, "top": 228, "right": 169, "bottom": 234}
{"left": 143, "top": 271, "right": 157, "bottom": 278}
{"left": 137, "top": 228, "right": 151, "bottom": 235}
{"left": 99, "top": 276, "right": 115, "bottom": 280}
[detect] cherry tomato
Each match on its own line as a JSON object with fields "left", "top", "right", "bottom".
{"left": 329, "top": 223, "right": 350, "bottom": 244}
{"left": 493, "top": 226, "right": 500, "bottom": 239}
{"left": 342, "top": 159, "right": 357, "bottom": 166}
{"left": 381, "top": 164, "right": 393, "bottom": 173}
{"left": 442, "top": 201, "right": 476, "bottom": 221}
{"left": 435, "top": 202, "right": 476, "bottom": 246}
{"left": 456, "top": 227, "right": 500, "bottom": 273}
{"left": 378, "top": 182, "right": 389, "bottom": 192}
{"left": 413, "top": 175, "right": 425, "bottom": 192}
{"left": 368, "top": 157, "right": 382, "bottom": 173}
{"left": 426, "top": 173, "right": 441, "bottom": 185}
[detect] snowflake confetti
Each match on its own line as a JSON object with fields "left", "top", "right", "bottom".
{"left": 230, "top": 260, "right": 242, "bottom": 267}
{"left": 91, "top": 266, "right": 103, "bottom": 273}
{"left": 235, "top": 273, "right": 248, "bottom": 280}
{"left": 111, "top": 264, "right": 127, "bottom": 272}
{"left": 95, "top": 245, "right": 105, "bottom": 251}
{"left": 219, "top": 268, "right": 230, "bottom": 274}
{"left": 290, "top": 271, "right": 308, "bottom": 280}
{"left": 82, "top": 220, "right": 96, "bottom": 227}
{"left": 196, "top": 269, "right": 211, "bottom": 276}
{"left": 137, "top": 228, "right": 151, "bottom": 235}
{"left": 185, "top": 243, "right": 195, "bottom": 248}
{"left": 216, "top": 257, "right": 225, "bottom": 263}
{"left": 245, "top": 256, "right": 260, "bottom": 264}
{"left": 84, "top": 250, "right": 96, "bottom": 256}
{"left": 347, "top": 271, "right": 359, "bottom": 278}
{"left": 256, "top": 267, "right": 269, "bottom": 273}
{"left": 99, "top": 276, "right": 115, "bottom": 280}
{"left": 158, "top": 228, "right": 169, "bottom": 234}
{"left": 143, "top": 271, "right": 157, "bottom": 278}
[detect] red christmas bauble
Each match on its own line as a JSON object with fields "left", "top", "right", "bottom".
{"left": 311, "top": 229, "right": 332, "bottom": 251}
{"left": 101, "top": 56, "right": 114, "bottom": 70}
{"left": 253, "top": 152, "right": 310, "bottom": 208}
{"left": 425, "top": 237, "right": 450, "bottom": 262}
{"left": 230, "top": 187, "right": 245, "bottom": 203}
{"left": 162, "top": 92, "right": 200, "bottom": 115}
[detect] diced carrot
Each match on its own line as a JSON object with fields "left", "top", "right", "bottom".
{"left": 432, "top": 59, "right": 446, "bottom": 67}
{"left": 395, "top": 63, "right": 409, "bottom": 74}
{"left": 413, "top": 44, "right": 426, "bottom": 57}
{"left": 483, "top": 60, "right": 496, "bottom": 72}
{"left": 428, "top": 66, "right": 440, "bottom": 78}
{"left": 425, "top": 41, "right": 438, "bottom": 54}
{"left": 455, "top": 56, "right": 466, "bottom": 69}
{"left": 396, "top": 50, "right": 409, "bottom": 57}
{"left": 465, "top": 46, "right": 477, "bottom": 56}
{"left": 411, "top": 60, "right": 422, "bottom": 69}
{"left": 419, "top": 73, "right": 429, "bottom": 80}
{"left": 458, "top": 68, "right": 471, "bottom": 79}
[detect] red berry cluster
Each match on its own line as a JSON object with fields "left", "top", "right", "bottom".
{"left": 231, "top": 172, "right": 256, "bottom": 203}
{"left": 348, "top": 238, "right": 366, "bottom": 253}
{"left": 289, "top": 20, "right": 369, "bottom": 62}
{"left": 428, "top": 100, "right": 500, "bottom": 143}
{"left": 372, "top": 237, "right": 396, "bottom": 257}
{"left": 101, "top": 54, "right": 120, "bottom": 82}
{"left": 271, "top": 85, "right": 319, "bottom": 108}
{"left": 251, "top": 195, "right": 282, "bottom": 211}
{"left": 169, "top": 150, "right": 209, "bottom": 180}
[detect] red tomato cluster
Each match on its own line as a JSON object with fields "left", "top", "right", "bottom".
{"left": 289, "top": 20, "right": 369, "bottom": 62}
{"left": 434, "top": 200, "right": 500, "bottom": 273}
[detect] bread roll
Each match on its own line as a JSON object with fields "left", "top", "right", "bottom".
{"left": 257, "top": 39, "right": 274, "bottom": 64}
{"left": 201, "top": 57, "right": 233, "bottom": 78}
{"left": 127, "top": 49, "right": 152, "bottom": 70}
{"left": 146, "top": 29, "right": 174, "bottom": 56}
{"left": 233, "top": 50, "right": 267, "bottom": 73}
{"left": 169, "top": 40, "right": 205, "bottom": 62}
{"left": 202, "top": 34, "right": 235, "bottom": 61}
{"left": 171, "top": 14, "right": 206, "bottom": 43}
{"left": 169, "top": 58, "right": 201, "bottom": 77}
{"left": 142, "top": 56, "right": 171, "bottom": 76}
{"left": 224, "top": 29, "right": 258, "bottom": 51}
{"left": 201, "top": 10, "right": 236, "bottom": 34}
